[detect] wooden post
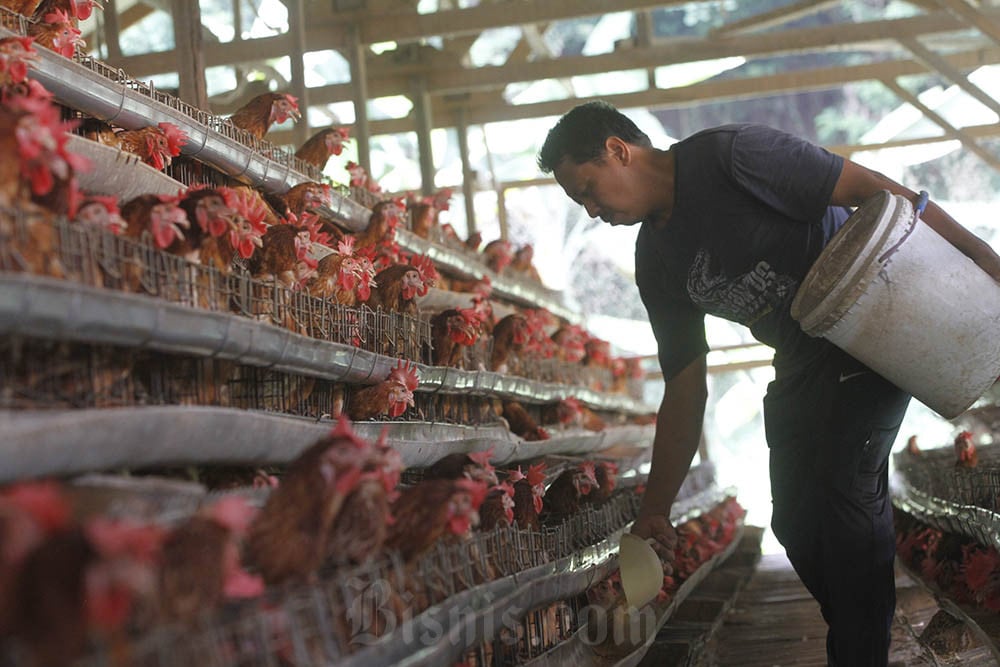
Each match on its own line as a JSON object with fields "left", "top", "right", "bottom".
{"left": 287, "top": 0, "right": 310, "bottom": 146}
{"left": 170, "top": 0, "right": 208, "bottom": 108}
{"left": 103, "top": 0, "right": 122, "bottom": 62}
{"left": 348, "top": 22, "right": 372, "bottom": 174}
{"left": 455, "top": 106, "right": 477, "bottom": 236}
{"left": 411, "top": 77, "right": 435, "bottom": 196}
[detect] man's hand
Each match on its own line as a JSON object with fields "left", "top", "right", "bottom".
{"left": 631, "top": 512, "right": 677, "bottom": 574}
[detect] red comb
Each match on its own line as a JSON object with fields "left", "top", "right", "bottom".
{"left": 411, "top": 254, "right": 438, "bottom": 295}
{"left": 467, "top": 445, "right": 494, "bottom": 468}
{"left": 388, "top": 358, "right": 419, "bottom": 392}
{"left": 337, "top": 236, "right": 356, "bottom": 256}
{"left": 157, "top": 122, "right": 188, "bottom": 156}
{"left": 455, "top": 478, "right": 489, "bottom": 509}
{"left": 527, "top": 462, "right": 547, "bottom": 487}
{"left": 508, "top": 466, "right": 526, "bottom": 483}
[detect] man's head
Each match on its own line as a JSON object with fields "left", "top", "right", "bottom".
{"left": 538, "top": 101, "right": 659, "bottom": 227}
{"left": 537, "top": 101, "right": 651, "bottom": 173}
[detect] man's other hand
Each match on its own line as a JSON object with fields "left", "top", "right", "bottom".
{"left": 631, "top": 512, "right": 678, "bottom": 574}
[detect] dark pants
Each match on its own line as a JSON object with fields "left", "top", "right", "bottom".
{"left": 764, "top": 342, "right": 910, "bottom": 667}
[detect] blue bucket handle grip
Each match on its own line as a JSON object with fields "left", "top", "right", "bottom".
{"left": 915, "top": 190, "right": 929, "bottom": 217}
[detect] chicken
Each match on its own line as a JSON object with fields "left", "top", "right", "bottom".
{"left": 478, "top": 482, "right": 516, "bottom": 532}
{"left": 510, "top": 243, "right": 541, "bottom": 282}
{"left": 75, "top": 195, "right": 125, "bottom": 235}
{"left": 246, "top": 221, "right": 312, "bottom": 287}
{"left": 32, "top": 0, "right": 101, "bottom": 24}
{"left": 306, "top": 236, "right": 373, "bottom": 307}
{"left": 346, "top": 358, "right": 419, "bottom": 421}
{"left": 355, "top": 197, "right": 404, "bottom": 252}
{"left": 366, "top": 255, "right": 436, "bottom": 316}
{"left": 27, "top": 9, "right": 84, "bottom": 58}
{"left": 158, "top": 496, "right": 264, "bottom": 625}
{"left": 121, "top": 193, "right": 190, "bottom": 254}
{"left": 174, "top": 186, "right": 234, "bottom": 268}
{"left": 501, "top": 401, "right": 549, "bottom": 441}
{"left": 424, "top": 446, "right": 499, "bottom": 486}
{"left": 384, "top": 477, "right": 489, "bottom": 563}
{"left": 245, "top": 418, "right": 372, "bottom": 585}
{"left": 0, "top": 35, "right": 37, "bottom": 92}
{"left": 3, "top": 79, "right": 87, "bottom": 216}
{"left": 542, "top": 462, "right": 598, "bottom": 518}
{"left": 585, "top": 461, "right": 618, "bottom": 505}
{"left": 522, "top": 308, "right": 558, "bottom": 360}
{"left": 86, "top": 121, "right": 188, "bottom": 171}
{"left": 295, "top": 126, "right": 349, "bottom": 171}
{"left": 583, "top": 336, "right": 612, "bottom": 369}
{"left": 0, "top": 0, "right": 42, "bottom": 14}
{"left": 9, "top": 516, "right": 164, "bottom": 667}
{"left": 0, "top": 481, "right": 72, "bottom": 637}
{"left": 955, "top": 430, "right": 978, "bottom": 468}
{"left": 227, "top": 92, "right": 300, "bottom": 140}
{"left": 327, "top": 438, "right": 403, "bottom": 567}
{"left": 346, "top": 160, "right": 381, "bottom": 193}
{"left": 490, "top": 313, "right": 529, "bottom": 373}
{"left": 551, "top": 324, "right": 588, "bottom": 363}
{"left": 407, "top": 196, "right": 436, "bottom": 239}
{"left": 905, "top": 434, "right": 921, "bottom": 457}
{"left": 0, "top": 83, "right": 87, "bottom": 278}
{"left": 549, "top": 396, "right": 606, "bottom": 432}
{"left": 465, "top": 230, "right": 482, "bottom": 253}
{"left": 277, "top": 181, "right": 334, "bottom": 219}
{"left": 482, "top": 239, "right": 513, "bottom": 274}
{"left": 508, "top": 463, "right": 546, "bottom": 531}
{"left": 430, "top": 307, "right": 480, "bottom": 368}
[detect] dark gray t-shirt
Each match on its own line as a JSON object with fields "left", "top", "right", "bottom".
{"left": 635, "top": 124, "right": 849, "bottom": 380}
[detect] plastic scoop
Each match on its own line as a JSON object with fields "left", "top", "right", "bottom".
{"left": 618, "top": 533, "right": 662, "bottom": 608}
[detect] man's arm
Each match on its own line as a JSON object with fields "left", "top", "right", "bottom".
{"left": 630, "top": 353, "right": 708, "bottom": 570}
{"left": 831, "top": 159, "right": 1000, "bottom": 280}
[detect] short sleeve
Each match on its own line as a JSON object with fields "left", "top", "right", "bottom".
{"left": 730, "top": 125, "right": 843, "bottom": 224}
{"left": 635, "top": 243, "right": 708, "bottom": 381}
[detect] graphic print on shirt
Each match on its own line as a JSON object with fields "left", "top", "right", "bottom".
{"left": 686, "top": 249, "right": 798, "bottom": 326}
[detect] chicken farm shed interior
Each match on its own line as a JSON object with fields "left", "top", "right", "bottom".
{"left": 2, "top": 0, "right": 1000, "bottom": 665}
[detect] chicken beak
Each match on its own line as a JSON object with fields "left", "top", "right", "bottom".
{"left": 253, "top": 235, "right": 264, "bottom": 248}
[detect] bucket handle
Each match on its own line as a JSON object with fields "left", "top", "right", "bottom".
{"left": 877, "top": 190, "right": 929, "bottom": 263}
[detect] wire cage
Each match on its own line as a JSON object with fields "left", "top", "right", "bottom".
{"left": 59, "top": 51, "right": 328, "bottom": 185}
{"left": 0, "top": 212, "right": 433, "bottom": 360}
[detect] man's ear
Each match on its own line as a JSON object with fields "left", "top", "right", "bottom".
{"left": 605, "top": 136, "right": 631, "bottom": 165}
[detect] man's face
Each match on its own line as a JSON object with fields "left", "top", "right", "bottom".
{"left": 553, "top": 152, "right": 644, "bottom": 226}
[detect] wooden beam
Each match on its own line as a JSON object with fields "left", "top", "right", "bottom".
{"left": 110, "top": 7, "right": 1000, "bottom": 93}
{"left": 212, "top": 14, "right": 1000, "bottom": 118}
{"left": 170, "top": 0, "right": 208, "bottom": 108}
{"left": 287, "top": 0, "right": 310, "bottom": 145}
{"left": 897, "top": 36, "right": 1000, "bottom": 118}
{"left": 827, "top": 121, "right": 1000, "bottom": 156}
{"left": 326, "top": 0, "right": 690, "bottom": 46}
{"left": 711, "top": 0, "right": 841, "bottom": 36}
{"left": 263, "top": 44, "right": 1000, "bottom": 141}
{"left": 882, "top": 78, "right": 1000, "bottom": 171}
{"left": 935, "top": 0, "right": 1000, "bottom": 47}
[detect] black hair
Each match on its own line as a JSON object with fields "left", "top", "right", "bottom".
{"left": 537, "top": 101, "right": 652, "bottom": 173}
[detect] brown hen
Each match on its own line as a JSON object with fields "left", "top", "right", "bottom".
{"left": 294, "top": 126, "right": 349, "bottom": 170}
{"left": 228, "top": 92, "right": 300, "bottom": 140}
{"left": 245, "top": 419, "right": 373, "bottom": 585}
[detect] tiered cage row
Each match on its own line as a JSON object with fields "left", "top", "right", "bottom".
{"left": 892, "top": 431, "right": 1000, "bottom": 659}
{"left": 0, "top": 10, "right": 745, "bottom": 666}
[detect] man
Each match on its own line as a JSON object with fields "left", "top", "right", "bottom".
{"left": 538, "top": 101, "right": 1000, "bottom": 666}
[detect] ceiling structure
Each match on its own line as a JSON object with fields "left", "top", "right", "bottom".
{"left": 92, "top": 0, "right": 1000, "bottom": 192}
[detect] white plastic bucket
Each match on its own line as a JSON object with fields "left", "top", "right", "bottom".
{"left": 790, "top": 190, "right": 1000, "bottom": 418}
